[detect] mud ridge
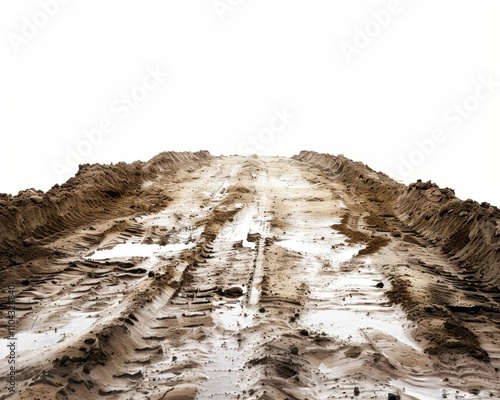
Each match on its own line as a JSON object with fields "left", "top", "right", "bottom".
{"left": 0, "top": 151, "right": 212, "bottom": 267}
{"left": 294, "top": 150, "right": 500, "bottom": 289}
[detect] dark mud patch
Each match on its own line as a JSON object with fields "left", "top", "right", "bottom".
{"left": 331, "top": 215, "right": 370, "bottom": 243}
{"left": 425, "top": 320, "right": 490, "bottom": 361}
{"left": 358, "top": 236, "right": 390, "bottom": 256}
{"left": 275, "top": 361, "right": 299, "bottom": 379}
{"left": 332, "top": 215, "right": 390, "bottom": 256}
{"left": 386, "top": 277, "right": 489, "bottom": 361}
{"left": 385, "top": 277, "right": 419, "bottom": 314}
{"left": 365, "top": 213, "right": 391, "bottom": 232}
{"left": 247, "top": 356, "right": 300, "bottom": 380}
{"left": 428, "top": 330, "right": 489, "bottom": 362}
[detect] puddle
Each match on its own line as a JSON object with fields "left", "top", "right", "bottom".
{"left": 275, "top": 210, "right": 420, "bottom": 351}
{"left": 276, "top": 238, "right": 360, "bottom": 262}
{"left": 154, "top": 372, "right": 180, "bottom": 382}
{"left": 214, "top": 303, "right": 253, "bottom": 332}
{"left": 390, "top": 378, "right": 480, "bottom": 400}
{"left": 197, "top": 338, "right": 243, "bottom": 400}
{"left": 299, "top": 308, "right": 415, "bottom": 347}
{"left": 86, "top": 242, "right": 195, "bottom": 261}
{"left": 299, "top": 260, "right": 419, "bottom": 349}
{"left": 0, "top": 313, "right": 96, "bottom": 358}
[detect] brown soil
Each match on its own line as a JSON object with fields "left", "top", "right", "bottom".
{"left": 0, "top": 151, "right": 498, "bottom": 400}
{"left": 331, "top": 215, "right": 390, "bottom": 256}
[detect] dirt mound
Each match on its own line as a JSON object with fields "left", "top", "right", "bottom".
{"left": 398, "top": 181, "right": 500, "bottom": 289}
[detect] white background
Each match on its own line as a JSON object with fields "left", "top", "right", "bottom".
{"left": 1, "top": 0, "right": 499, "bottom": 205}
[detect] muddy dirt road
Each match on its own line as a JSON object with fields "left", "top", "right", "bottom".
{"left": 0, "top": 153, "right": 499, "bottom": 399}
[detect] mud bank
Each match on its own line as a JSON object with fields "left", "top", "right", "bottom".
{"left": 294, "top": 151, "right": 500, "bottom": 290}
{"left": 0, "top": 151, "right": 211, "bottom": 266}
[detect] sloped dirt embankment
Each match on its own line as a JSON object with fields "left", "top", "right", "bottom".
{"left": 294, "top": 150, "right": 500, "bottom": 290}
{"left": 0, "top": 151, "right": 212, "bottom": 268}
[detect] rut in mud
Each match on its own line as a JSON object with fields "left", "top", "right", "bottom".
{"left": 0, "top": 151, "right": 499, "bottom": 399}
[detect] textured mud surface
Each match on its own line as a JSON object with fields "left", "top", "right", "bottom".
{"left": 0, "top": 151, "right": 499, "bottom": 399}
